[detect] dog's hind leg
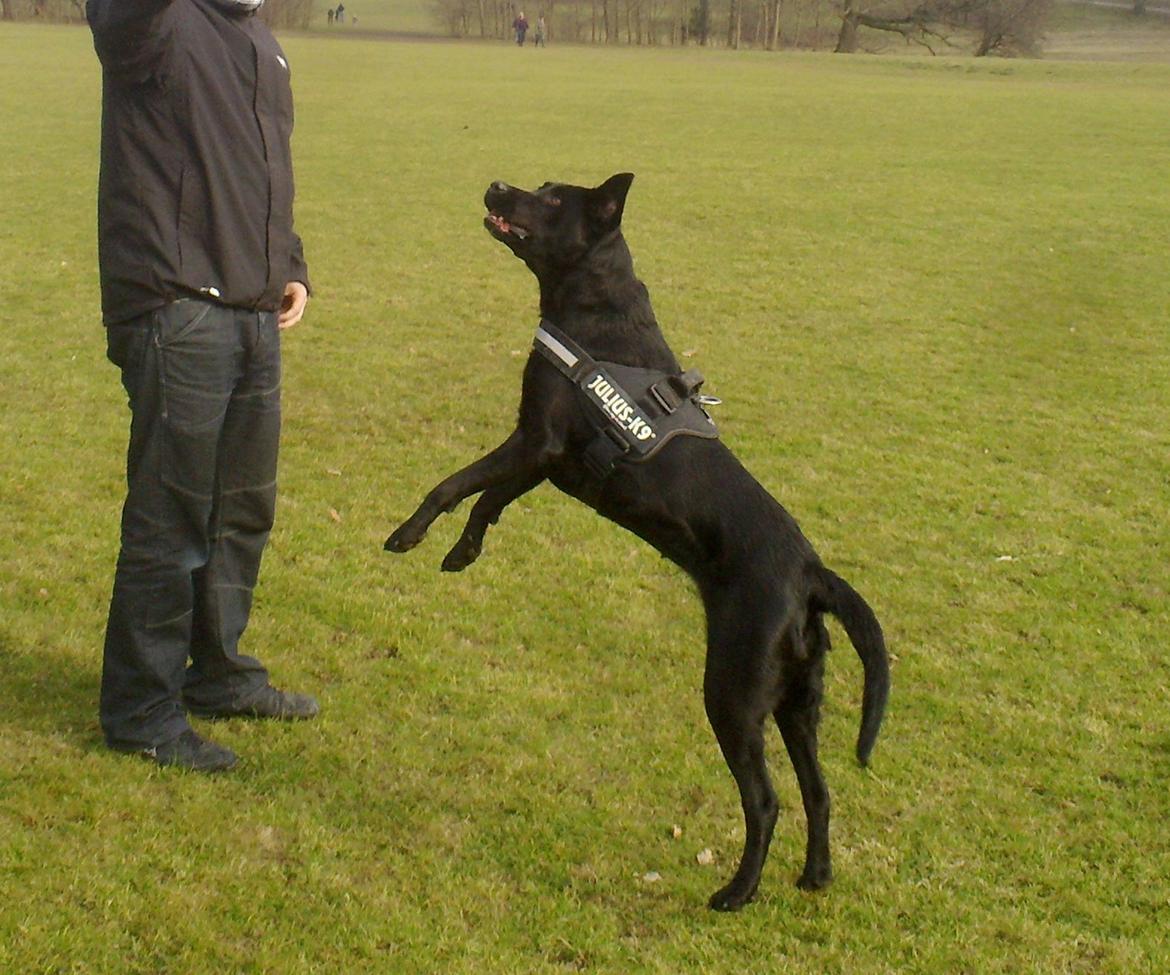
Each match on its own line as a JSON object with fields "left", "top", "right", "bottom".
{"left": 385, "top": 429, "right": 529, "bottom": 553}
{"left": 441, "top": 470, "right": 545, "bottom": 572}
{"left": 703, "top": 612, "right": 783, "bottom": 911}
{"left": 775, "top": 617, "right": 832, "bottom": 891}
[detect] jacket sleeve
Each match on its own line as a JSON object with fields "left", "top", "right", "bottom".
{"left": 288, "top": 233, "right": 311, "bottom": 295}
{"left": 87, "top": 0, "right": 177, "bottom": 78}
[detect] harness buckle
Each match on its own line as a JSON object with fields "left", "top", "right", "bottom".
{"left": 650, "top": 383, "right": 681, "bottom": 415}
{"left": 650, "top": 368, "right": 706, "bottom": 415}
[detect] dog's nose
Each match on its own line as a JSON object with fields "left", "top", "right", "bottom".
{"left": 490, "top": 181, "right": 509, "bottom": 194}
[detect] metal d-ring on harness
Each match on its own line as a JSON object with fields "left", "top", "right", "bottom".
{"left": 533, "top": 319, "right": 721, "bottom": 478}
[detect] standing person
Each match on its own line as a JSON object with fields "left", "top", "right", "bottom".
{"left": 533, "top": 14, "right": 545, "bottom": 46}
{"left": 87, "top": 0, "right": 318, "bottom": 773}
{"left": 512, "top": 9, "right": 528, "bottom": 45}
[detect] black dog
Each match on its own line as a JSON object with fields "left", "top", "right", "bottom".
{"left": 385, "top": 174, "right": 890, "bottom": 911}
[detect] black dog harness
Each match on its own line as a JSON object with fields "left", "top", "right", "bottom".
{"left": 533, "top": 320, "right": 719, "bottom": 478}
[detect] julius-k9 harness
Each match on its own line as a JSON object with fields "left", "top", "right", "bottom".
{"left": 533, "top": 320, "right": 720, "bottom": 478}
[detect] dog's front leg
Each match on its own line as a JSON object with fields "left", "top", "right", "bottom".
{"left": 441, "top": 469, "right": 546, "bottom": 572}
{"left": 385, "top": 429, "right": 527, "bottom": 553}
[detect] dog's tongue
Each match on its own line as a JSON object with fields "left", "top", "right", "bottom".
{"left": 488, "top": 212, "right": 529, "bottom": 239}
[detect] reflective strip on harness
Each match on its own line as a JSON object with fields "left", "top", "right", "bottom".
{"left": 533, "top": 319, "right": 719, "bottom": 478}
{"left": 534, "top": 325, "right": 580, "bottom": 371}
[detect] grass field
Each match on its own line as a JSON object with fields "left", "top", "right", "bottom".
{"left": 2, "top": 21, "right": 1169, "bottom": 975}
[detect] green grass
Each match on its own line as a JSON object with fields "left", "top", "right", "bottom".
{"left": 3, "top": 21, "right": 1170, "bottom": 974}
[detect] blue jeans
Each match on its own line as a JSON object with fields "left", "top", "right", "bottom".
{"left": 101, "top": 300, "right": 281, "bottom": 748}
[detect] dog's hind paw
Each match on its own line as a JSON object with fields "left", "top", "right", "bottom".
{"left": 707, "top": 880, "right": 758, "bottom": 912}
{"left": 441, "top": 540, "right": 481, "bottom": 572}
{"left": 795, "top": 864, "right": 832, "bottom": 892}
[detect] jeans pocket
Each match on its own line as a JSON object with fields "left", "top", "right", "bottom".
{"left": 156, "top": 299, "right": 215, "bottom": 348}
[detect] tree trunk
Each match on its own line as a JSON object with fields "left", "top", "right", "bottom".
{"left": 974, "top": 28, "right": 999, "bottom": 55}
{"left": 835, "top": 3, "right": 859, "bottom": 52}
{"left": 1, "top": 0, "right": 14, "bottom": 20}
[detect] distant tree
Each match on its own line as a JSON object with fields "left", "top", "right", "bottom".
{"left": 432, "top": 0, "right": 475, "bottom": 34}
{"left": 691, "top": 0, "right": 710, "bottom": 42}
{"left": 0, "top": 0, "right": 311, "bottom": 22}
{"left": 259, "top": 0, "right": 315, "bottom": 29}
{"left": 835, "top": 0, "right": 949, "bottom": 52}
{"left": 970, "top": 0, "right": 1052, "bottom": 54}
{"left": 834, "top": 0, "right": 1052, "bottom": 55}
{"left": 726, "top": 0, "right": 741, "bottom": 47}
{"left": 3, "top": 0, "right": 85, "bottom": 19}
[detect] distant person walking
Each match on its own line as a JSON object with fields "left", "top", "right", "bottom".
{"left": 513, "top": 10, "right": 528, "bottom": 45}
{"left": 87, "top": 0, "right": 318, "bottom": 772}
{"left": 335, "top": 1, "right": 344, "bottom": 22}
{"left": 327, "top": 6, "right": 334, "bottom": 24}
{"left": 533, "top": 14, "right": 545, "bottom": 46}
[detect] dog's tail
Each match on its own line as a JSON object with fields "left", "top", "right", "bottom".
{"left": 813, "top": 566, "right": 889, "bottom": 767}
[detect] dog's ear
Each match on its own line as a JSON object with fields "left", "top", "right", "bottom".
{"left": 588, "top": 173, "right": 635, "bottom": 231}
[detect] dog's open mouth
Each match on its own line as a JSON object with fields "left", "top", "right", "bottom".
{"left": 486, "top": 212, "right": 529, "bottom": 240}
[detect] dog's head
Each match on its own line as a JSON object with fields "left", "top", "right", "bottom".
{"left": 483, "top": 173, "right": 634, "bottom": 276}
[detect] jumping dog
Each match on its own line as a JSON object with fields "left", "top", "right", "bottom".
{"left": 385, "top": 174, "right": 890, "bottom": 910}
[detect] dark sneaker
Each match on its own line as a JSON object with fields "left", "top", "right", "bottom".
{"left": 187, "top": 684, "right": 320, "bottom": 721}
{"left": 112, "top": 729, "right": 238, "bottom": 773}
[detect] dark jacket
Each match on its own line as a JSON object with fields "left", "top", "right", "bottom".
{"left": 88, "top": 0, "right": 310, "bottom": 324}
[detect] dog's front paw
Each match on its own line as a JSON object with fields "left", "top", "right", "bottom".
{"left": 384, "top": 521, "right": 426, "bottom": 553}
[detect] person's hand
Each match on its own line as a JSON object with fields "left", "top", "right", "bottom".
{"left": 278, "top": 281, "right": 309, "bottom": 330}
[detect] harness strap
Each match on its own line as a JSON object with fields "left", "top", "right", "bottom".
{"left": 533, "top": 323, "right": 583, "bottom": 375}
{"left": 583, "top": 427, "right": 630, "bottom": 480}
